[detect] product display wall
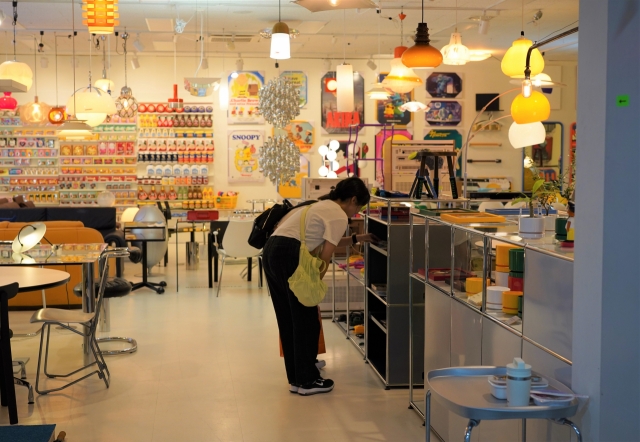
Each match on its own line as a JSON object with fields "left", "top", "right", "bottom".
{"left": 6, "top": 54, "right": 577, "bottom": 210}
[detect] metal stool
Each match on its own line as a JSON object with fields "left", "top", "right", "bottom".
{"left": 73, "top": 277, "right": 137, "bottom": 355}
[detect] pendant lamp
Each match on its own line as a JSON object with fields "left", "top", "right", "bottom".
{"left": 59, "top": 1, "right": 92, "bottom": 140}
{"left": 336, "top": 63, "right": 354, "bottom": 112}
{"left": 270, "top": 0, "right": 290, "bottom": 60}
{"left": 501, "top": 32, "right": 544, "bottom": 79}
{"left": 366, "top": 10, "right": 389, "bottom": 100}
{"left": 510, "top": 90, "right": 550, "bottom": 124}
{"left": 336, "top": 10, "right": 354, "bottom": 112}
{"left": 441, "top": 0, "right": 470, "bottom": 66}
{"left": 0, "top": 2, "right": 33, "bottom": 91}
{"left": 468, "top": 50, "right": 492, "bottom": 61}
{"left": 66, "top": 87, "right": 116, "bottom": 127}
{"left": 82, "top": 0, "right": 119, "bottom": 35}
{"left": 399, "top": 101, "right": 427, "bottom": 112}
{"left": 115, "top": 32, "right": 139, "bottom": 118}
{"left": 0, "top": 93, "right": 18, "bottom": 111}
{"left": 382, "top": 47, "right": 422, "bottom": 94}
{"left": 508, "top": 121, "right": 545, "bottom": 148}
{"left": 94, "top": 36, "right": 114, "bottom": 93}
{"left": 401, "top": 0, "right": 442, "bottom": 69}
{"left": 19, "top": 37, "right": 51, "bottom": 125}
{"left": 49, "top": 28, "right": 66, "bottom": 125}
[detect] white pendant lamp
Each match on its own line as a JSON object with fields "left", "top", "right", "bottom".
{"left": 67, "top": 87, "right": 116, "bottom": 127}
{"left": 468, "top": 50, "right": 492, "bottom": 61}
{"left": 441, "top": 32, "right": 470, "bottom": 66}
{"left": 94, "top": 36, "right": 114, "bottom": 93}
{"left": 336, "top": 10, "right": 353, "bottom": 112}
{"left": 399, "top": 101, "right": 427, "bottom": 112}
{"left": 59, "top": 1, "right": 92, "bottom": 140}
{"left": 441, "top": 0, "right": 470, "bottom": 66}
{"left": 0, "top": 3, "right": 33, "bottom": 91}
{"left": 366, "top": 12, "right": 389, "bottom": 101}
{"left": 508, "top": 121, "right": 545, "bottom": 148}
{"left": 336, "top": 63, "right": 354, "bottom": 112}
{"left": 270, "top": 0, "right": 291, "bottom": 60}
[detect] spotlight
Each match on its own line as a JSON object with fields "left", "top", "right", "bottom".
{"left": 366, "top": 59, "right": 377, "bottom": 71}
{"left": 40, "top": 57, "right": 48, "bottom": 69}
{"left": 201, "top": 58, "right": 208, "bottom": 70}
{"left": 131, "top": 56, "right": 140, "bottom": 70}
{"left": 235, "top": 58, "right": 244, "bottom": 71}
{"left": 478, "top": 18, "right": 490, "bottom": 34}
{"left": 133, "top": 35, "right": 145, "bottom": 52}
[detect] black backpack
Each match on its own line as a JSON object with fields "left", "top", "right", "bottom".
{"left": 248, "top": 199, "right": 316, "bottom": 249}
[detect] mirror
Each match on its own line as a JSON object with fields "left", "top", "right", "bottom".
{"left": 522, "top": 122, "right": 564, "bottom": 191}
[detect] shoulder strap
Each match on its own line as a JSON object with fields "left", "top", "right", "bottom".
{"left": 299, "top": 205, "right": 313, "bottom": 244}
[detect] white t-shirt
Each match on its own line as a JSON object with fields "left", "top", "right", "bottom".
{"left": 272, "top": 200, "right": 348, "bottom": 251}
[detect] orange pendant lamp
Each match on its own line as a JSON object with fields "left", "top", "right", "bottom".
{"left": 510, "top": 91, "right": 550, "bottom": 124}
{"left": 501, "top": 32, "right": 544, "bottom": 79}
{"left": 401, "top": 0, "right": 442, "bottom": 69}
{"left": 381, "top": 13, "right": 423, "bottom": 94}
{"left": 82, "top": 0, "right": 119, "bottom": 35}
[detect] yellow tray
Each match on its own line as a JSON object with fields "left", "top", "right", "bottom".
{"left": 440, "top": 212, "right": 506, "bottom": 224}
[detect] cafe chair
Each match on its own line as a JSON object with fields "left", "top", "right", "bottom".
{"left": 29, "top": 248, "right": 129, "bottom": 395}
{"left": 0, "top": 282, "right": 20, "bottom": 423}
{"left": 212, "top": 218, "right": 263, "bottom": 297}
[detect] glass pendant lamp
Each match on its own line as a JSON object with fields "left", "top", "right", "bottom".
{"left": 510, "top": 90, "right": 550, "bottom": 124}
{"left": 270, "top": 0, "right": 290, "bottom": 60}
{"left": 501, "top": 32, "right": 544, "bottom": 78}
{"left": 382, "top": 13, "right": 423, "bottom": 94}
{"left": 19, "top": 37, "right": 51, "bottom": 125}
{"left": 509, "top": 121, "right": 545, "bottom": 148}
{"left": 441, "top": 0, "right": 470, "bottom": 66}
{"left": 335, "top": 10, "right": 354, "bottom": 112}
{"left": 366, "top": 10, "right": 389, "bottom": 100}
{"left": 115, "top": 32, "right": 139, "bottom": 118}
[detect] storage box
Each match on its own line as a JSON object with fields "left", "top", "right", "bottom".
{"left": 186, "top": 210, "right": 219, "bottom": 221}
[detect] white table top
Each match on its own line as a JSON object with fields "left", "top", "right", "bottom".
{"left": 0, "top": 267, "right": 71, "bottom": 292}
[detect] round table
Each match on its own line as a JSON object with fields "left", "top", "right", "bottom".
{"left": 0, "top": 267, "right": 70, "bottom": 292}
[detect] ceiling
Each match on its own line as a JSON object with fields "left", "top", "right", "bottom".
{"left": 0, "top": 0, "right": 579, "bottom": 62}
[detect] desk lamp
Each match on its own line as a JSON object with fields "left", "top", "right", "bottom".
{"left": 12, "top": 222, "right": 46, "bottom": 254}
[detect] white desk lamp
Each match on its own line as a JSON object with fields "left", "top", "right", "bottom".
{"left": 12, "top": 222, "right": 46, "bottom": 254}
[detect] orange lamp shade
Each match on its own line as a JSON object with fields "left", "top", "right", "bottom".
{"left": 82, "top": 0, "right": 120, "bottom": 35}
{"left": 48, "top": 106, "right": 66, "bottom": 125}
{"left": 401, "top": 23, "right": 443, "bottom": 69}
{"left": 510, "top": 91, "right": 550, "bottom": 124}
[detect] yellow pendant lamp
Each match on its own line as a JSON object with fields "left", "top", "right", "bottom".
{"left": 501, "top": 32, "right": 544, "bottom": 78}
{"left": 20, "top": 37, "right": 51, "bottom": 126}
{"left": 510, "top": 90, "right": 550, "bottom": 124}
{"left": 401, "top": 0, "right": 442, "bottom": 69}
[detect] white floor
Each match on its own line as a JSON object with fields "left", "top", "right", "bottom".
{"left": 2, "top": 251, "right": 428, "bottom": 441}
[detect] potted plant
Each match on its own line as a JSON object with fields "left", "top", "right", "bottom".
{"left": 512, "top": 175, "right": 556, "bottom": 239}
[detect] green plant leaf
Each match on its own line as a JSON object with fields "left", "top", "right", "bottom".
{"left": 532, "top": 179, "right": 544, "bottom": 194}
{"left": 512, "top": 197, "right": 531, "bottom": 204}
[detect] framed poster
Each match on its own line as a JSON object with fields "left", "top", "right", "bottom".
{"left": 228, "top": 71, "right": 265, "bottom": 125}
{"left": 273, "top": 120, "right": 315, "bottom": 153}
{"left": 376, "top": 73, "right": 413, "bottom": 126}
{"left": 425, "top": 101, "right": 462, "bottom": 126}
{"left": 426, "top": 72, "right": 462, "bottom": 98}
{"left": 375, "top": 128, "right": 412, "bottom": 188}
{"left": 228, "top": 130, "right": 264, "bottom": 183}
{"left": 280, "top": 71, "right": 308, "bottom": 108}
{"left": 424, "top": 129, "right": 463, "bottom": 177}
{"left": 321, "top": 71, "right": 365, "bottom": 134}
{"left": 278, "top": 155, "right": 310, "bottom": 199}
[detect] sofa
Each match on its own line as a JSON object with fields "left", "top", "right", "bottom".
{"left": 0, "top": 221, "right": 113, "bottom": 308}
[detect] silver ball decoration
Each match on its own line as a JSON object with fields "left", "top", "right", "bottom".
{"left": 259, "top": 135, "right": 300, "bottom": 185}
{"left": 257, "top": 77, "right": 300, "bottom": 128}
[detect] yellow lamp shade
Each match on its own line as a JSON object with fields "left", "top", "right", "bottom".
{"left": 511, "top": 91, "right": 550, "bottom": 124}
{"left": 382, "top": 58, "right": 423, "bottom": 94}
{"left": 82, "top": 0, "right": 120, "bottom": 34}
{"left": 0, "top": 61, "right": 33, "bottom": 91}
{"left": 401, "top": 23, "right": 443, "bottom": 69}
{"left": 19, "top": 96, "right": 51, "bottom": 126}
{"left": 501, "top": 35, "right": 544, "bottom": 79}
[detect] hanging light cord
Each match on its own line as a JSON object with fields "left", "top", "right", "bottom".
{"left": 421, "top": 0, "right": 424, "bottom": 23}
{"left": 54, "top": 33, "right": 58, "bottom": 105}
{"left": 32, "top": 37, "right": 37, "bottom": 97}
{"left": 342, "top": 9, "right": 346, "bottom": 63}
{"left": 123, "top": 32, "right": 128, "bottom": 88}
{"left": 279, "top": 0, "right": 281, "bottom": 22}
{"left": 72, "top": 0, "right": 77, "bottom": 115}
{"left": 455, "top": 0, "right": 458, "bottom": 32}
{"left": 521, "top": 0, "right": 524, "bottom": 33}
{"left": 11, "top": 1, "right": 17, "bottom": 60}
{"left": 400, "top": 8, "right": 403, "bottom": 46}
{"left": 88, "top": 34, "right": 92, "bottom": 90}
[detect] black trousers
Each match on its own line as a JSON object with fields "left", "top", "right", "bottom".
{"left": 263, "top": 236, "right": 320, "bottom": 386}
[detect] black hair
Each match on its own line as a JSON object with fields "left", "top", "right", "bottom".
{"left": 318, "top": 177, "right": 370, "bottom": 206}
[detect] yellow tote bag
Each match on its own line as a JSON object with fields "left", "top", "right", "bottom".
{"left": 288, "top": 205, "right": 327, "bottom": 307}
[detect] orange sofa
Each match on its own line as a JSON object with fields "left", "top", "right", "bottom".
{"left": 0, "top": 221, "right": 109, "bottom": 308}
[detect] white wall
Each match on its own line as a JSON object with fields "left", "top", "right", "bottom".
{"left": 13, "top": 52, "right": 576, "bottom": 209}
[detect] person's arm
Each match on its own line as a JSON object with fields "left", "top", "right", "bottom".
{"left": 318, "top": 240, "right": 336, "bottom": 280}
{"left": 335, "top": 233, "right": 380, "bottom": 248}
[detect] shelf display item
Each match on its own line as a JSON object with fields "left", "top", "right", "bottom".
{"left": 502, "top": 290, "right": 522, "bottom": 314}
{"left": 486, "top": 286, "right": 510, "bottom": 310}
{"left": 465, "top": 277, "right": 489, "bottom": 296}
{"left": 441, "top": 212, "right": 506, "bottom": 224}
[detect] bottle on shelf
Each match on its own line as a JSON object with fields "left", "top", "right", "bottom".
{"left": 187, "top": 186, "right": 194, "bottom": 200}
{"left": 168, "top": 186, "right": 177, "bottom": 200}
{"left": 158, "top": 186, "right": 167, "bottom": 201}
{"left": 149, "top": 186, "right": 157, "bottom": 200}
{"left": 196, "top": 186, "right": 203, "bottom": 200}
{"left": 138, "top": 186, "right": 148, "bottom": 200}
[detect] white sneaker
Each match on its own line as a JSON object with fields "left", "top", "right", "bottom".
{"left": 315, "top": 359, "right": 326, "bottom": 369}
{"left": 298, "top": 378, "right": 334, "bottom": 396}
{"left": 289, "top": 384, "right": 299, "bottom": 394}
